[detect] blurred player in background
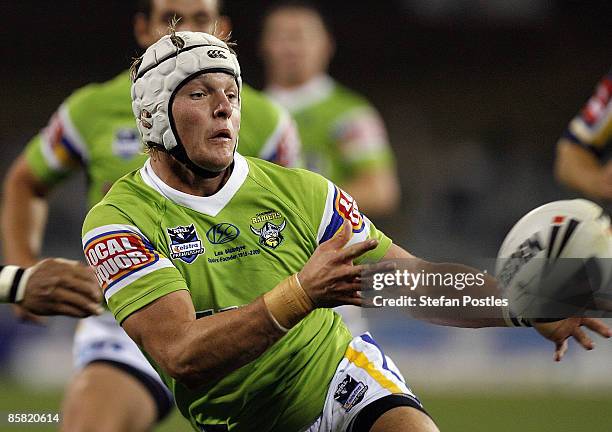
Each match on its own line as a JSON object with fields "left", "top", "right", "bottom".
{"left": 260, "top": 1, "right": 401, "bottom": 218}
{"left": 1, "top": 0, "right": 299, "bottom": 431}
{"left": 555, "top": 68, "right": 612, "bottom": 205}
{"left": 0, "top": 259, "right": 100, "bottom": 317}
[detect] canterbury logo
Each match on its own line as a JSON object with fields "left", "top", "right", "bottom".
{"left": 207, "top": 50, "right": 227, "bottom": 59}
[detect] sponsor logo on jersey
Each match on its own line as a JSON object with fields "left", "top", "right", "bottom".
{"left": 206, "top": 223, "right": 240, "bottom": 244}
{"left": 84, "top": 231, "right": 159, "bottom": 291}
{"left": 250, "top": 211, "right": 286, "bottom": 249}
{"left": 333, "top": 374, "right": 368, "bottom": 412}
{"left": 112, "top": 128, "right": 142, "bottom": 159}
{"left": 335, "top": 187, "right": 365, "bottom": 233}
{"left": 167, "top": 224, "right": 206, "bottom": 263}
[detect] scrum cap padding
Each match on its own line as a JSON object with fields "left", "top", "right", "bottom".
{"left": 131, "top": 31, "right": 241, "bottom": 151}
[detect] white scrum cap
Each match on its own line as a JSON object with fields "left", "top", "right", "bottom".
{"left": 131, "top": 31, "right": 241, "bottom": 151}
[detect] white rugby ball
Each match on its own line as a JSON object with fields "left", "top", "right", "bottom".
{"left": 496, "top": 199, "right": 611, "bottom": 319}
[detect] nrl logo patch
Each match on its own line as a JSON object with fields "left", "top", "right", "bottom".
{"left": 167, "top": 224, "right": 205, "bottom": 263}
{"left": 333, "top": 374, "right": 368, "bottom": 412}
{"left": 250, "top": 211, "right": 286, "bottom": 249}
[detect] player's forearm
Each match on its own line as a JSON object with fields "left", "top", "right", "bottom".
{"left": 409, "top": 261, "right": 506, "bottom": 328}
{"left": 160, "top": 297, "right": 286, "bottom": 389}
{"left": 382, "top": 245, "right": 506, "bottom": 328}
{"left": 1, "top": 157, "right": 50, "bottom": 266}
{"left": 554, "top": 140, "right": 603, "bottom": 198}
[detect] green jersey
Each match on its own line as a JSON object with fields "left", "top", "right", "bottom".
{"left": 266, "top": 75, "right": 393, "bottom": 185}
{"left": 25, "top": 70, "right": 299, "bottom": 208}
{"left": 82, "top": 155, "right": 391, "bottom": 431}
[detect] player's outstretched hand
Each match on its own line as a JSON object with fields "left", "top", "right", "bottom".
{"left": 19, "top": 258, "right": 103, "bottom": 317}
{"left": 533, "top": 317, "right": 612, "bottom": 362}
{"left": 298, "top": 220, "right": 394, "bottom": 308}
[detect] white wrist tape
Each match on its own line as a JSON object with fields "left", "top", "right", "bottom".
{"left": 0, "top": 265, "right": 29, "bottom": 303}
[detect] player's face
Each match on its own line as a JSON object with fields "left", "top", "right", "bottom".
{"left": 136, "top": 0, "right": 220, "bottom": 48}
{"left": 261, "top": 8, "right": 333, "bottom": 86}
{"left": 171, "top": 72, "right": 241, "bottom": 172}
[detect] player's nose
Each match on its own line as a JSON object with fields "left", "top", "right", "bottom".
{"left": 213, "top": 94, "right": 233, "bottom": 119}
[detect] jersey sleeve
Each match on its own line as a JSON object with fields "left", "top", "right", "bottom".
{"left": 24, "top": 100, "right": 90, "bottom": 185}
{"left": 314, "top": 177, "right": 392, "bottom": 263}
{"left": 82, "top": 204, "right": 187, "bottom": 324}
{"left": 257, "top": 105, "right": 303, "bottom": 168}
{"left": 332, "top": 105, "right": 394, "bottom": 174}
{"left": 563, "top": 70, "right": 612, "bottom": 158}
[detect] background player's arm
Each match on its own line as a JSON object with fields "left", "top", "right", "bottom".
{"left": 554, "top": 70, "right": 612, "bottom": 200}
{"left": 335, "top": 108, "right": 400, "bottom": 216}
{"left": 1, "top": 155, "right": 51, "bottom": 267}
{"left": 0, "top": 259, "right": 102, "bottom": 316}
{"left": 554, "top": 138, "right": 612, "bottom": 200}
{"left": 122, "top": 221, "right": 386, "bottom": 389}
{"left": 383, "top": 244, "right": 611, "bottom": 360}
{"left": 342, "top": 168, "right": 400, "bottom": 217}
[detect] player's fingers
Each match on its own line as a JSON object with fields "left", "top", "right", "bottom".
{"left": 344, "top": 262, "right": 395, "bottom": 281}
{"left": 53, "top": 287, "right": 104, "bottom": 316}
{"left": 50, "top": 302, "right": 92, "bottom": 318}
{"left": 59, "top": 275, "right": 102, "bottom": 303}
{"left": 11, "top": 304, "right": 47, "bottom": 324}
{"left": 333, "top": 281, "right": 362, "bottom": 294}
{"left": 572, "top": 327, "right": 594, "bottom": 351}
{"left": 554, "top": 339, "right": 568, "bottom": 362}
{"left": 337, "top": 295, "right": 366, "bottom": 307}
{"left": 70, "top": 262, "right": 99, "bottom": 283}
{"left": 327, "top": 220, "right": 353, "bottom": 249}
{"left": 581, "top": 318, "right": 612, "bottom": 338}
{"left": 338, "top": 239, "right": 379, "bottom": 262}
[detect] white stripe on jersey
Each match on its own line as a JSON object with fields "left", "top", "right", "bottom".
{"left": 40, "top": 104, "right": 90, "bottom": 170}
{"left": 257, "top": 108, "right": 301, "bottom": 168}
{"left": 82, "top": 224, "right": 146, "bottom": 248}
{"left": 104, "top": 258, "right": 175, "bottom": 301}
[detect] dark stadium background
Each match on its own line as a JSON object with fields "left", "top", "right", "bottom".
{"left": 1, "top": 1, "right": 612, "bottom": 431}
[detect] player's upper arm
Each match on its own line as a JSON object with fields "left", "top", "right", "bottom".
{"left": 3, "top": 154, "right": 50, "bottom": 198}
{"left": 82, "top": 203, "right": 187, "bottom": 324}
{"left": 24, "top": 95, "right": 93, "bottom": 186}
{"left": 309, "top": 172, "right": 392, "bottom": 263}
{"left": 122, "top": 289, "right": 195, "bottom": 378}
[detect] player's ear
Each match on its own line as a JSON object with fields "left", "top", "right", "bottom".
{"left": 324, "top": 31, "right": 336, "bottom": 64}
{"left": 215, "top": 16, "right": 232, "bottom": 40}
{"left": 134, "top": 12, "right": 153, "bottom": 49}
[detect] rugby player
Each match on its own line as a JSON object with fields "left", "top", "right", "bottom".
{"left": 555, "top": 68, "right": 612, "bottom": 204}
{"left": 261, "top": 1, "right": 401, "bottom": 217}
{"left": 0, "top": 259, "right": 100, "bottom": 317}
{"left": 82, "top": 30, "right": 611, "bottom": 432}
{"left": 1, "top": 1, "right": 300, "bottom": 431}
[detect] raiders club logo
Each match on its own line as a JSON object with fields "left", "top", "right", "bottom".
{"left": 167, "top": 224, "right": 205, "bottom": 263}
{"left": 250, "top": 211, "right": 286, "bottom": 249}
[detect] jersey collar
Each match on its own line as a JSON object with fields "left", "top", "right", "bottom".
{"left": 140, "top": 153, "right": 249, "bottom": 216}
{"left": 265, "top": 74, "right": 334, "bottom": 113}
